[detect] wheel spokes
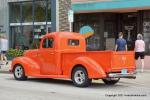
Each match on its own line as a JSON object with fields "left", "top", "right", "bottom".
{"left": 15, "top": 66, "right": 23, "bottom": 78}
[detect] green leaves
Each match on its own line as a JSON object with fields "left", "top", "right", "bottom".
{"left": 7, "top": 48, "right": 24, "bottom": 58}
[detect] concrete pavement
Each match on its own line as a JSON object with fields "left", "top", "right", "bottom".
{"left": 136, "top": 56, "right": 150, "bottom": 70}
{"left": 0, "top": 57, "right": 150, "bottom": 100}
{"left": 0, "top": 71, "right": 150, "bottom": 100}
{"left": 0, "top": 61, "right": 11, "bottom": 73}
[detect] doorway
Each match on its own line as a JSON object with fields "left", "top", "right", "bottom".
{"left": 121, "top": 13, "right": 138, "bottom": 50}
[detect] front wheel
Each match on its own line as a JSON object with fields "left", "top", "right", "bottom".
{"left": 102, "top": 78, "right": 120, "bottom": 85}
{"left": 13, "top": 64, "right": 27, "bottom": 81}
{"left": 72, "top": 67, "right": 91, "bottom": 87}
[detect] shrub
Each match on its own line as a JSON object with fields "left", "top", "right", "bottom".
{"left": 7, "top": 48, "right": 24, "bottom": 58}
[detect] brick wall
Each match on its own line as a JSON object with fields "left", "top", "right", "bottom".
{"left": 58, "top": 0, "right": 71, "bottom": 32}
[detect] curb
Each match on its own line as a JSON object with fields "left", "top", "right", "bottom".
{"left": 0, "top": 71, "right": 11, "bottom": 74}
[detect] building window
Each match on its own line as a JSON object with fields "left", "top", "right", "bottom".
{"left": 47, "top": 0, "right": 51, "bottom": 21}
{"left": 34, "top": 0, "right": 47, "bottom": 22}
{"left": 10, "top": 26, "right": 33, "bottom": 50}
{"left": 10, "top": 27, "right": 21, "bottom": 48}
{"left": 22, "top": 1, "right": 33, "bottom": 22}
{"left": 9, "top": 3, "right": 21, "bottom": 23}
{"left": 22, "top": 26, "right": 33, "bottom": 49}
{"left": 9, "top": 0, "right": 52, "bottom": 49}
{"left": 143, "top": 11, "right": 150, "bottom": 54}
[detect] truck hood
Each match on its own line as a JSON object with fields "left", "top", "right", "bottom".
{"left": 24, "top": 49, "right": 39, "bottom": 57}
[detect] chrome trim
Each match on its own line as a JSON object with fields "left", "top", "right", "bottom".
{"left": 108, "top": 72, "right": 136, "bottom": 79}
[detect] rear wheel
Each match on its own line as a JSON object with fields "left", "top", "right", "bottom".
{"left": 102, "top": 78, "right": 120, "bottom": 85}
{"left": 72, "top": 67, "right": 91, "bottom": 87}
{"left": 13, "top": 65, "right": 27, "bottom": 80}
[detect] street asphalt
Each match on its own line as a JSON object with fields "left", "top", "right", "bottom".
{"left": 0, "top": 69, "right": 150, "bottom": 100}
{"left": 0, "top": 60, "right": 150, "bottom": 100}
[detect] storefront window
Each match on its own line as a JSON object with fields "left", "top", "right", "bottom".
{"left": 85, "top": 22, "right": 100, "bottom": 50}
{"left": 22, "top": 26, "right": 33, "bottom": 49}
{"left": 11, "top": 26, "right": 46, "bottom": 50}
{"left": 22, "top": 2, "right": 33, "bottom": 22}
{"left": 86, "top": 34, "right": 100, "bottom": 51}
{"left": 34, "top": 25, "right": 46, "bottom": 36}
{"left": 143, "top": 11, "right": 150, "bottom": 54}
{"left": 34, "top": 0, "right": 46, "bottom": 22}
{"left": 9, "top": 0, "right": 52, "bottom": 49}
{"left": 9, "top": 3, "right": 21, "bottom": 23}
{"left": 74, "top": 21, "right": 101, "bottom": 51}
{"left": 10, "top": 27, "right": 21, "bottom": 48}
{"left": 11, "top": 26, "right": 33, "bottom": 49}
{"left": 33, "top": 25, "right": 46, "bottom": 49}
{"left": 47, "top": 0, "right": 51, "bottom": 21}
{"left": 143, "top": 20, "right": 150, "bottom": 54}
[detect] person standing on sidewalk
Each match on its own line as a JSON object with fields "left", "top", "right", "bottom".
{"left": 135, "top": 34, "right": 145, "bottom": 72}
{"left": 0, "top": 34, "right": 8, "bottom": 65}
{"left": 115, "top": 32, "right": 128, "bottom": 51}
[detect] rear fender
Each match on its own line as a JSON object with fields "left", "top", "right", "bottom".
{"left": 71, "top": 57, "right": 106, "bottom": 79}
{"left": 11, "top": 57, "right": 40, "bottom": 76}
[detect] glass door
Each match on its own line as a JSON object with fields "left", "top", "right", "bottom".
{"left": 122, "top": 13, "right": 138, "bottom": 50}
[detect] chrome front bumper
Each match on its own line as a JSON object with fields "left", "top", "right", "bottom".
{"left": 108, "top": 72, "right": 136, "bottom": 79}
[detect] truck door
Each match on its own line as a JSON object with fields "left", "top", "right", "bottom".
{"left": 39, "top": 37, "right": 56, "bottom": 75}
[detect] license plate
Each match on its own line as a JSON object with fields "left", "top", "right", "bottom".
{"left": 121, "top": 69, "right": 127, "bottom": 74}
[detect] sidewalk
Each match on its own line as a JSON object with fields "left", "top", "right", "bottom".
{"left": 136, "top": 56, "right": 150, "bottom": 70}
{"left": 0, "top": 61, "right": 11, "bottom": 73}
{"left": 0, "top": 56, "right": 150, "bottom": 73}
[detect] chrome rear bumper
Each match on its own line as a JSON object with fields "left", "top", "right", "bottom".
{"left": 108, "top": 72, "right": 136, "bottom": 79}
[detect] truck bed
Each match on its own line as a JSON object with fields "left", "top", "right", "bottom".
{"left": 62, "top": 51, "right": 135, "bottom": 75}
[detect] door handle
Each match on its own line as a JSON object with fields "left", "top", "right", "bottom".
{"left": 50, "top": 53, "right": 54, "bottom": 54}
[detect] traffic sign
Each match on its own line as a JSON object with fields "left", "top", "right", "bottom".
{"left": 68, "top": 10, "right": 74, "bottom": 22}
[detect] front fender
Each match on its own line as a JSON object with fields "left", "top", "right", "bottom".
{"left": 11, "top": 57, "right": 40, "bottom": 76}
{"left": 71, "top": 57, "right": 106, "bottom": 79}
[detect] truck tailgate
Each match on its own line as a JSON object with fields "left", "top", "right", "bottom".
{"left": 111, "top": 51, "right": 135, "bottom": 72}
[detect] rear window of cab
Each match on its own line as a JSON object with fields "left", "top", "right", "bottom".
{"left": 68, "top": 39, "right": 79, "bottom": 46}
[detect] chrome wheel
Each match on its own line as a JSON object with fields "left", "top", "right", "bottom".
{"left": 74, "top": 70, "right": 85, "bottom": 85}
{"left": 14, "top": 65, "right": 23, "bottom": 79}
{"left": 13, "top": 64, "right": 27, "bottom": 80}
{"left": 72, "top": 67, "right": 91, "bottom": 87}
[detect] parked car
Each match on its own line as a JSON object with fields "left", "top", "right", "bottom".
{"left": 10, "top": 32, "right": 136, "bottom": 87}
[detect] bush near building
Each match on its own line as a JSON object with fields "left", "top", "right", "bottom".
{"left": 7, "top": 48, "right": 24, "bottom": 58}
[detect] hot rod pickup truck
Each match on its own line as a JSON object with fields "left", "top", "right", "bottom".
{"left": 11, "top": 32, "right": 136, "bottom": 87}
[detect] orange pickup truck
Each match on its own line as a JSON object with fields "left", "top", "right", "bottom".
{"left": 11, "top": 32, "right": 136, "bottom": 87}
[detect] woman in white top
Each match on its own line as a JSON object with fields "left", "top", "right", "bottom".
{"left": 0, "top": 35, "right": 8, "bottom": 65}
{"left": 134, "top": 34, "right": 145, "bottom": 72}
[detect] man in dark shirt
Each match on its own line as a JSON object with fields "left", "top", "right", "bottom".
{"left": 115, "top": 32, "right": 128, "bottom": 51}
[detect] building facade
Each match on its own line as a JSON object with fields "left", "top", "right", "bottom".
{"left": 72, "top": 0, "right": 150, "bottom": 54}
{"left": 0, "top": 0, "right": 71, "bottom": 49}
